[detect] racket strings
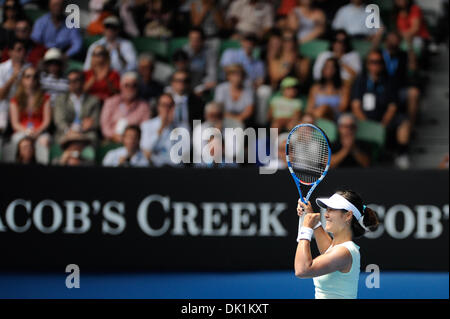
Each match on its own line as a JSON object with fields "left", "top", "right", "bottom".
{"left": 288, "top": 126, "right": 329, "bottom": 184}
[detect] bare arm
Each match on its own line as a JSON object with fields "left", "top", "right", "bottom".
{"left": 351, "top": 146, "right": 371, "bottom": 167}
{"left": 33, "top": 98, "right": 51, "bottom": 135}
{"left": 0, "top": 71, "right": 19, "bottom": 101}
{"left": 330, "top": 146, "right": 351, "bottom": 168}
{"left": 306, "top": 84, "right": 318, "bottom": 114}
{"left": 297, "top": 200, "right": 332, "bottom": 255}
{"left": 9, "top": 99, "right": 26, "bottom": 132}
{"left": 338, "top": 85, "right": 350, "bottom": 112}
{"left": 295, "top": 243, "right": 351, "bottom": 278}
{"left": 381, "top": 103, "right": 397, "bottom": 127}
{"left": 351, "top": 99, "right": 367, "bottom": 121}
{"left": 299, "top": 11, "right": 326, "bottom": 44}
{"left": 237, "top": 104, "right": 254, "bottom": 122}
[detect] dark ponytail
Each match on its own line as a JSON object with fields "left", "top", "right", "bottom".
{"left": 336, "top": 190, "right": 380, "bottom": 238}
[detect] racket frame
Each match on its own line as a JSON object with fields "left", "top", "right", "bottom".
{"left": 285, "top": 123, "right": 332, "bottom": 204}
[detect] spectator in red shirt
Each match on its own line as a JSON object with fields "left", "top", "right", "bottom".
{"left": 394, "top": 0, "right": 430, "bottom": 52}
{"left": 83, "top": 44, "right": 120, "bottom": 102}
{"left": 7, "top": 65, "right": 52, "bottom": 164}
{"left": 1, "top": 18, "right": 47, "bottom": 66}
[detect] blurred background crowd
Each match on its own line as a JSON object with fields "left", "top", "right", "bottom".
{"left": 0, "top": 0, "right": 448, "bottom": 169}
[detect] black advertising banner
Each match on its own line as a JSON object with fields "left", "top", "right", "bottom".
{"left": 0, "top": 164, "right": 448, "bottom": 271}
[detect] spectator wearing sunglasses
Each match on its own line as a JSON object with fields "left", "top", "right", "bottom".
{"left": 84, "top": 16, "right": 138, "bottom": 75}
{"left": 164, "top": 70, "right": 205, "bottom": 130}
{"left": 100, "top": 72, "right": 150, "bottom": 143}
{"left": 6, "top": 66, "right": 51, "bottom": 164}
{"left": 31, "top": 0, "right": 82, "bottom": 58}
{"left": 330, "top": 113, "right": 371, "bottom": 168}
{"left": 83, "top": 44, "right": 120, "bottom": 102}
{"left": 140, "top": 93, "right": 190, "bottom": 167}
{"left": 351, "top": 50, "right": 411, "bottom": 169}
{"left": 53, "top": 70, "right": 101, "bottom": 146}
{"left": 313, "top": 30, "right": 362, "bottom": 84}
{"left": 0, "top": 18, "right": 46, "bottom": 66}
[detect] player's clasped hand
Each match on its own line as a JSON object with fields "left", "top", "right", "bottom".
{"left": 297, "top": 199, "right": 320, "bottom": 228}
{"left": 297, "top": 198, "right": 314, "bottom": 216}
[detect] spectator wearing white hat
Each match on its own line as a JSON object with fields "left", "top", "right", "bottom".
{"left": 40, "top": 48, "right": 68, "bottom": 106}
{"left": 84, "top": 16, "right": 137, "bottom": 75}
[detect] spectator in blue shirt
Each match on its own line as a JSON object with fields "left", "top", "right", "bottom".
{"left": 220, "top": 33, "right": 265, "bottom": 87}
{"left": 31, "top": 0, "right": 82, "bottom": 59}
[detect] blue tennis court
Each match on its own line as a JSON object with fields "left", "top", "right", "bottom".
{"left": 0, "top": 271, "right": 447, "bottom": 299}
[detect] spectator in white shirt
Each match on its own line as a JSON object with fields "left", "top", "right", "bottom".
{"left": 313, "top": 30, "right": 362, "bottom": 84}
{"left": 103, "top": 124, "right": 149, "bottom": 167}
{"left": 84, "top": 16, "right": 137, "bottom": 75}
{"left": 140, "top": 93, "right": 190, "bottom": 167}
{"left": 332, "top": 0, "right": 384, "bottom": 45}
{"left": 0, "top": 39, "right": 28, "bottom": 136}
{"left": 226, "top": 0, "right": 274, "bottom": 39}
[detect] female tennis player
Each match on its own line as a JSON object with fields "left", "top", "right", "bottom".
{"left": 294, "top": 190, "right": 379, "bottom": 299}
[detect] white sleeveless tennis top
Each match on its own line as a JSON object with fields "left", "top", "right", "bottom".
{"left": 313, "top": 241, "right": 360, "bottom": 299}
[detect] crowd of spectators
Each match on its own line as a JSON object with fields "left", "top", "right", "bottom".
{"left": 0, "top": 0, "right": 444, "bottom": 170}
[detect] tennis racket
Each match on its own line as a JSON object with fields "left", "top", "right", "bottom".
{"left": 286, "top": 124, "right": 331, "bottom": 211}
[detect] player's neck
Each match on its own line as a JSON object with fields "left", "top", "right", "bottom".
{"left": 331, "top": 229, "right": 352, "bottom": 246}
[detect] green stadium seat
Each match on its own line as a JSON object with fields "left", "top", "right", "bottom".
{"left": 132, "top": 37, "right": 169, "bottom": 60}
{"left": 299, "top": 40, "right": 329, "bottom": 60}
{"left": 169, "top": 37, "right": 189, "bottom": 59}
{"left": 315, "top": 118, "right": 338, "bottom": 144}
{"left": 49, "top": 144, "right": 96, "bottom": 163}
{"left": 356, "top": 120, "right": 386, "bottom": 160}
{"left": 356, "top": 119, "right": 386, "bottom": 161}
{"left": 219, "top": 40, "right": 241, "bottom": 56}
{"left": 352, "top": 39, "right": 373, "bottom": 58}
{"left": 81, "top": 146, "right": 96, "bottom": 161}
{"left": 356, "top": 120, "right": 386, "bottom": 147}
{"left": 67, "top": 59, "right": 84, "bottom": 73}
{"left": 96, "top": 142, "right": 122, "bottom": 164}
{"left": 49, "top": 143, "right": 63, "bottom": 162}
{"left": 83, "top": 35, "right": 103, "bottom": 50}
{"left": 373, "top": 0, "right": 394, "bottom": 12}
{"left": 24, "top": 8, "right": 46, "bottom": 23}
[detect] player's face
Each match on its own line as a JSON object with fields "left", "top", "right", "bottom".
{"left": 324, "top": 208, "right": 349, "bottom": 234}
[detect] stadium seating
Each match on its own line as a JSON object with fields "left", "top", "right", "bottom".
{"left": 299, "top": 40, "right": 329, "bottom": 60}
{"left": 351, "top": 40, "right": 373, "bottom": 58}
{"left": 67, "top": 59, "right": 84, "bottom": 72}
{"left": 96, "top": 142, "right": 122, "bottom": 164}
{"left": 219, "top": 39, "right": 241, "bottom": 56}
{"left": 132, "top": 37, "right": 169, "bottom": 60}
{"left": 315, "top": 118, "right": 338, "bottom": 144}
{"left": 24, "top": 8, "right": 46, "bottom": 22}
{"left": 169, "top": 37, "right": 189, "bottom": 59}
{"left": 83, "top": 35, "right": 103, "bottom": 51}
{"left": 356, "top": 119, "right": 386, "bottom": 161}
